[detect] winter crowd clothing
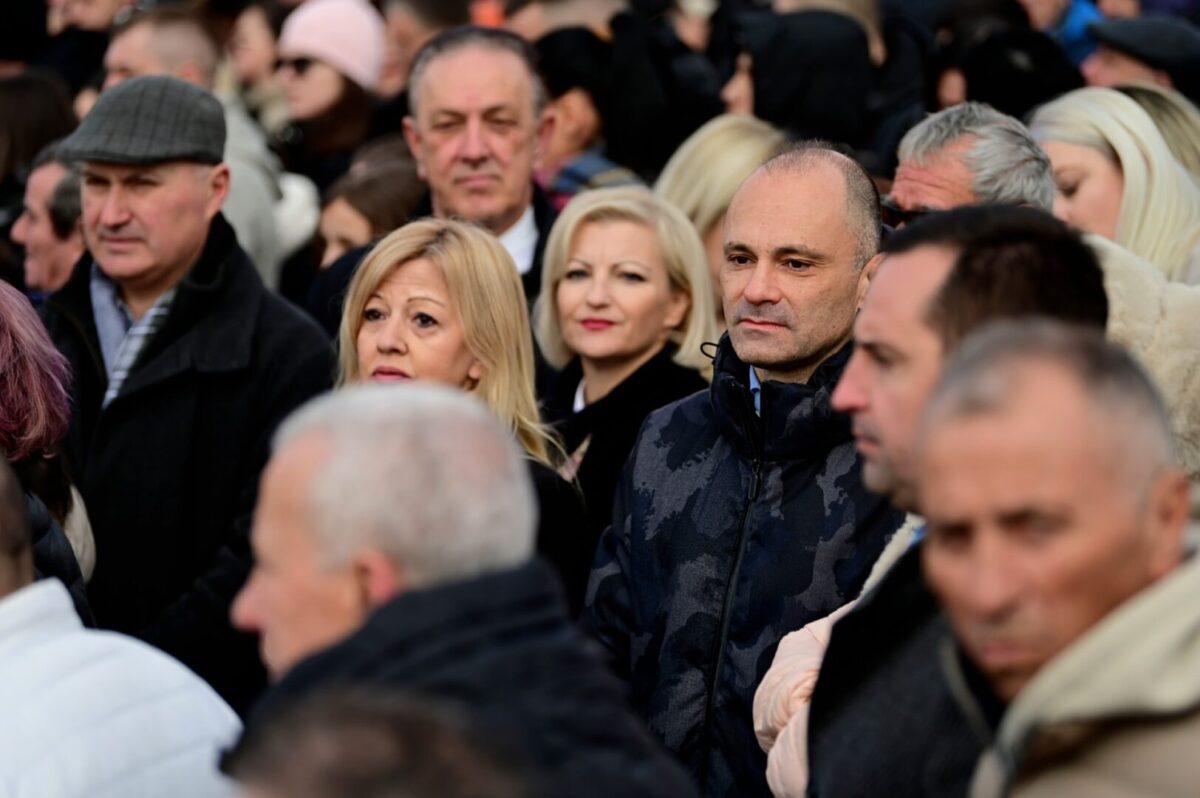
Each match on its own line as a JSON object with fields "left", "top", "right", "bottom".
{"left": 752, "top": 515, "right": 922, "bottom": 798}
{"left": 805, "top": 545, "right": 982, "bottom": 798}
{"left": 28, "top": 494, "right": 92, "bottom": 627}
{"left": 582, "top": 335, "right": 906, "bottom": 797}
{"left": 542, "top": 345, "right": 708, "bottom": 584}
{"left": 526, "top": 458, "right": 591, "bottom": 615}
{"left": 43, "top": 214, "right": 335, "bottom": 713}
{"left": 1092, "top": 235, "right": 1200, "bottom": 482}
{"left": 0, "top": 579, "right": 239, "bottom": 798}
{"left": 963, "top": 553, "right": 1200, "bottom": 798}
{"left": 244, "top": 560, "right": 699, "bottom": 798}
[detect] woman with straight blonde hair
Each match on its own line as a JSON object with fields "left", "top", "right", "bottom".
{"left": 1029, "top": 86, "right": 1200, "bottom": 283}
{"left": 655, "top": 114, "right": 788, "bottom": 324}
{"left": 534, "top": 186, "right": 719, "bottom": 546}
{"left": 339, "top": 218, "right": 590, "bottom": 609}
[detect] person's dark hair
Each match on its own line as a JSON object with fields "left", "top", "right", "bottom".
{"left": 408, "top": 25, "right": 546, "bottom": 118}
{"left": 324, "top": 158, "right": 424, "bottom": 241}
{"left": 761, "top": 141, "right": 882, "bottom": 269}
{"left": 222, "top": 690, "right": 533, "bottom": 798}
{"left": 0, "top": 457, "right": 30, "bottom": 593}
{"left": 31, "top": 142, "right": 82, "bottom": 241}
{"left": 295, "top": 78, "right": 376, "bottom": 159}
{"left": 0, "top": 71, "right": 76, "bottom": 184}
{"left": 387, "top": 0, "right": 472, "bottom": 29}
{"left": 883, "top": 205, "right": 1109, "bottom": 349}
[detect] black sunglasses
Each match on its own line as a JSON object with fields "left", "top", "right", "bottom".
{"left": 880, "top": 196, "right": 936, "bottom": 229}
{"left": 275, "top": 56, "right": 316, "bottom": 75}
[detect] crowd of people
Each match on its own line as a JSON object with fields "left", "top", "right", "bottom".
{"left": 2, "top": 0, "right": 1200, "bottom": 796}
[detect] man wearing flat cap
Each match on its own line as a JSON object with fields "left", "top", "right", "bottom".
{"left": 1083, "top": 16, "right": 1200, "bottom": 103}
{"left": 42, "top": 75, "right": 335, "bottom": 713}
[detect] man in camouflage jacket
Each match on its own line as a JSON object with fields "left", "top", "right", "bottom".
{"left": 582, "top": 146, "right": 906, "bottom": 797}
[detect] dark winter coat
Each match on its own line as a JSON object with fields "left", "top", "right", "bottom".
{"left": 527, "top": 458, "right": 590, "bottom": 615}
{"left": 28, "top": 493, "right": 92, "bottom": 626}
{"left": 542, "top": 345, "right": 708, "bottom": 591}
{"left": 245, "top": 560, "right": 699, "bottom": 798}
{"left": 583, "top": 335, "right": 906, "bottom": 797}
{"left": 42, "top": 215, "right": 335, "bottom": 713}
{"left": 806, "top": 544, "right": 982, "bottom": 798}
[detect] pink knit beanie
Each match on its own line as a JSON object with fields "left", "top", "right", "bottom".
{"left": 278, "top": 0, "right": 387, "bottom": 92}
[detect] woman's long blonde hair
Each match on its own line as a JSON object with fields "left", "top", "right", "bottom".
{"left": 338, "top": 218, "right": 561, "bottom": 466}
{"left": 1030, "top": 87, "right": 1200, "bottom": 283}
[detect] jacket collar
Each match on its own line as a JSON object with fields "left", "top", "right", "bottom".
{"left": 260, "top": 560, "right": 570, "bottom": 712}
{"left": 709, "top": 334, "right": 853, "bottom": 462}
{"left": 51, "top": 215, "right": 264, "bottom": 394}
{"left": 948, "top": 552, "right": 1200, "bottom": 789}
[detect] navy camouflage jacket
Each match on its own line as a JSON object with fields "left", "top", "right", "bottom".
{"left": 583, "top": 336, "right": 905, "bottom": 797}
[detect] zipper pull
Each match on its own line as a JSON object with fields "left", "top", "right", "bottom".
{"left": 749, "top": 461, "right": 762, "bottom": 501}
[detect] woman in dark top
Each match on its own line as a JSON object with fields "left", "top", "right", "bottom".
{"left": 338, "top": 218, "right": 590, "bottom": 613}
{"left": 535, "top": 187, "right": 718, "bottom": 555}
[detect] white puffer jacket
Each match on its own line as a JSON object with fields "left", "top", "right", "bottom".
{"left": 0, "top": 580, "right": 239, "bottom": 798}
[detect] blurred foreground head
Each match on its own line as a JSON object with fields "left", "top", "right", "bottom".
{"left": 232, "top": 385, "right": 536, "bottom": 680}
{"left": 225, "top": 690, "right": 531, "bottom": 798}
{"left": 918, "top": 321, "right": 1190, "bottom": 701}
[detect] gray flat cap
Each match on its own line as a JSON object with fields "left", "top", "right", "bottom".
{"left": 1088, "top": 17, "right": 1200, "bottom": 101}
{"left": 58, "top": 75, "right": 226, "bottom": 165}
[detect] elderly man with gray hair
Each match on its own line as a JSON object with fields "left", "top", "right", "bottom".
{"left": 883, "top": 100, "right": 1200, "bottom": 481}
{"left": 230, "top": 384, "right": 698, "bottom": 798}
{"left": 919, "top": 321, "right": 1197, "bottom": 797}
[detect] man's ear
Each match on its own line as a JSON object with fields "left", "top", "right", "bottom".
{"left": 352, "top": 548, "right": 406, "bottom": 609}
{"left": 857, "top": 252, "right": 885, "bottom": 309}
{"left": 1144, "top": 467, "right": 1192, "bottom": 580}
{"left": 204, "top": 163, "right": 232, "bottom": 219}
{"left": 533, "top": 105, "right": 555, "bottom": 171}
{"left": 402, "top": 116, "right": 427, "bottom": 180}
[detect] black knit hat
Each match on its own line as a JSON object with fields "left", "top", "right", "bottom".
{"left": 58, "top": 75, "right": 226, "bottom": 165}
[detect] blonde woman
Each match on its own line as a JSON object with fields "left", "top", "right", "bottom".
{"left": 1029, "top": 87, "right": 1200, "bottom": 283}
{"left": 534, "top": 186, "right": 719, "bottom": 542}
{"left": 655, "top": 115, "right": 788, "bottom": 325}
{"left": 339, "top": 218, "right": 590, "bottom": 610}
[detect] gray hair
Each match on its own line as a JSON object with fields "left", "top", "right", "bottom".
{"left": 898, "top": 102, "right": 1055, "bottom": 211}
{"left": 924, "top": 320, "right": 1176, "bottom": 491}
{"left": 407, "top": 25, "right": 547, "bottom": 121}
{"left": 273, "top": 385, "right": 537, "bottom": 590}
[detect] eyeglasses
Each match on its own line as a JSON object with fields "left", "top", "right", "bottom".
{"left": 880, "top": 196, "right": 935, "bottom": 229}
{"left": 275, "top": 57, "right": 316, "bottom": 75}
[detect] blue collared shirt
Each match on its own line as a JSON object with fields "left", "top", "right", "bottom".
{"left": 749, "top": 368, "right": 762, "bottom": 415}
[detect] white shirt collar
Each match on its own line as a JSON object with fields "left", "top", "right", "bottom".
{"left": 496, "top": 205, "right": 538, "bottom": 276}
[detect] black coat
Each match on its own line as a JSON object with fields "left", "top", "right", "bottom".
{"left": 42, "top": 215, "right": 336, "bottom": 713}
{"left": 28, "top": 493, "right": 92, "bottom": 626}
{"left": 245, "top": 560, "right": 700, "bottom": 798}
{"left": 584, "top": 337, "right": 906, "bottom": 797}
{"left": 542, "top": 346, "right": 708, "bottom": 555}
{"left": 527, "top": 458, "right": 590, "bottom": 615}
{"left": 806, "top": 544, "right": 982, "bottom": 797}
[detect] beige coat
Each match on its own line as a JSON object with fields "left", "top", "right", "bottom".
{"left": 1093, "top": 235, "right": 1200, "bottom": 482}
{"left": 962, "top": 555, "right": 1200, "bottom": 798}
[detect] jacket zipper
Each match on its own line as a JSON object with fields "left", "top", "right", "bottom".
{"left": 698, "top": 390, "right": 764, "bottom": 790}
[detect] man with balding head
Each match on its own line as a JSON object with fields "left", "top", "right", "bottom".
{"left": 229, "top": 385, "right": 697, "bottom": 797}
{"left": 584, "top": 143, "right": 906, "bottom": 797}
{"left": 0, "top": 458, "right": 240, "bottom": 795}
{"left": 919, "top": 322, "right": 1197, "bottom": 796}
